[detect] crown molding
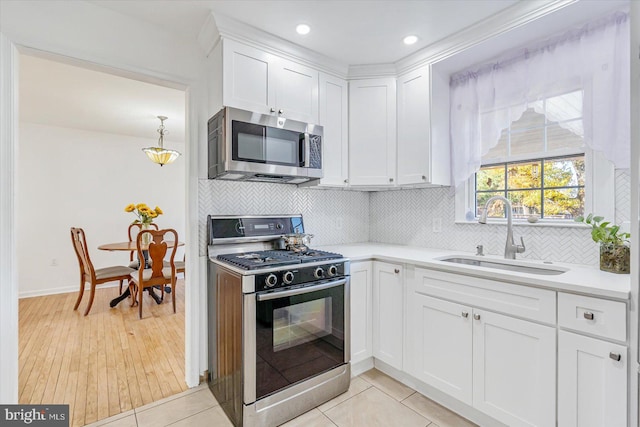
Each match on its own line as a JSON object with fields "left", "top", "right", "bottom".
{"left": 207, "top": 13, "right": 349, "bottom": 78}
{"left": 196, "top": 0, "right": 622, "bottom": 82}
{"left": 395, "top": 0, "right": 578, "bottom": 75}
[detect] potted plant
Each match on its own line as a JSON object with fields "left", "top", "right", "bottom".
{"left": 575, "top": 213, "right": 630, "bottom": 274}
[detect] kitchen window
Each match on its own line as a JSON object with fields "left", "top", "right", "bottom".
{"left": 457, "top": 90, "right": 614, "bottom": 224}
{"left": 475, "top": 93, "right": 586, "bottom": 221}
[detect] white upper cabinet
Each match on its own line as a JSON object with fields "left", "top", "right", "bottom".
{"left": 397, "top": 65, "right": 431, "bottom": 185}
{"left": 397, "top": 65, "right": 449, "bottom": 186}
{"left": 222, "top": 39, "right": 319, "bottom": 124}
{"left": 349, "top": 78, "right": 397, "bottom": 187}
{"left": 318, "top": 73, "right": 349, "bottom": 187}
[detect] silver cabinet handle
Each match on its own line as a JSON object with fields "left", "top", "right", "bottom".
{"left": 394, "top": 268, "right": 400, "bottom": 274}
{"left": 473, "top": 313, "right": 481, "bottom": 320}
{"left": 344, "top": 179, "right": 348, "bottom": 184}
{"left": 270, "top": 107, "right": 276, "bottom": 113}
{"left": 278, "top": 109, "right": 284, "bottom": 115}
{"left": 610, "top": 352, "right": 621, "bottom": 361}
{"left": 462, "top": 311, "right": 469, "bottom": 318}
{"left": 389, "top": 178, "right": 394, "bottom": 183}
{"left": 584, "top": 312, "right": 594, "bottom": 320}
{"left": 421, "top": 175, "right": 426, "bottom": 180}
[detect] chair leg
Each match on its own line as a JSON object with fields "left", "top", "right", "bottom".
{"left": 73, "top": 279, "right": 85, "bottom": 311}
{"left": 172, "top": 280, "right": 176, "bottom": 313}
{"left": 138, "top": 285, "right": 144, "bottom": 319}
{"left": 83, "top": 283, "right": 96, "bottom": 316}
{"left": 119, "top": 279, "right": 123, "bottom": 294}
{"left": 129, "top": 281, "right": 137, "bottom": 307}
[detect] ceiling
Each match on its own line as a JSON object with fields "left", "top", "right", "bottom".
{"left": 90, "top": 0, "right": 521, "bottom": 65}
{"left": 20, "top": 0, "right": 524, "bottom": 141}
{"left": 19, "top": 54, "right": 186, "bottom": 143}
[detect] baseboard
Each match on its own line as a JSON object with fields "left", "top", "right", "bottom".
{"left": 19, "top": 282, "right": 119, "bottom": 299}
{"left": 351, "top": 357, "right": 374, "bottom": 377}
{"left": 373, "top": 359, "right": 507, "bottom": 427}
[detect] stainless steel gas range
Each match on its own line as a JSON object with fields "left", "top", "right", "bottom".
{"left": 206, "top": 215, "right": 350, "bottom": 427}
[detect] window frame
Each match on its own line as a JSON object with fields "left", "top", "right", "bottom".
{"left": 474, "top": 154, "right": 586, "bottom": 221}
{"left": 456, "top": 148, "right": 614, "bottom": 226}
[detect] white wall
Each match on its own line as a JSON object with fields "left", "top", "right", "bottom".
{"left": 17, "top": 123, "right": 186, "bottom": 297}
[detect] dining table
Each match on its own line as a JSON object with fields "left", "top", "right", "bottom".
{"left": 98, "top": 240, "right": 184, "bottom": 308}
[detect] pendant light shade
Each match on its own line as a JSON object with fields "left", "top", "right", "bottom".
{"left": 143, "top": 116, "right": 181, "bottom": 166}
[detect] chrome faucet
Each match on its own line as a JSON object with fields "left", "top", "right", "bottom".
{"left": 478, "top": 195, "right": 525, "bottom": 259}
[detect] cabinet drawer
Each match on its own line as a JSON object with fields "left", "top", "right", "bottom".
{"left": 411, "top": 268, "right": 556, "bottom": 324}
{"left": 558, "top": 293, "right": 626, "bottom": 342}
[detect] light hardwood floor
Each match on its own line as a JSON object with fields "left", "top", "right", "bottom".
{"left": 19, "top": 280, "right": 187, "bottom": 427}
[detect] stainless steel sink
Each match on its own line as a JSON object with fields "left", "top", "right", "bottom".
{"left": 437, "top": 256, "right": 567, "bottom": 275}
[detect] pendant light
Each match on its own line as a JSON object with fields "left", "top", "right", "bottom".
{"left": 142, "top": 116, "right": 181, "bottom": 166}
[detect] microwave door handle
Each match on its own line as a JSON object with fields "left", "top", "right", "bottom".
{"left": 262, "top": 127, "right": 267, "bottom": 161}
{"left": 302, "top": 133, "right": 310, "bottom": 167}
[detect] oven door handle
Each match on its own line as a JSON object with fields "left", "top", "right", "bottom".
{"left": 256, "top": 278, "right": 346, "bottom": 301}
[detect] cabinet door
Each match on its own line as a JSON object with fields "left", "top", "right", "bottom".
{"left": 222, "top": 40, "right": 275, "bottom": 115}
{"left": 372, "top": 261, "right": 403, "bottom": 369}
{"left": 350, "top": 262, "right": 373, "bottom": 363}
{"left": 558, "top": 330, "right": 627, "bottom": 427}
{"left": 407, "top": 294, "right": 472, "bottom": 405}
{"left": 473, "top": 310, "right": 556, "bottom": 427}
{"left": 318, "top": 73, "right": 348, "bottom": 187}
{"left": 349, "top": 78, "right": 396, "bottom": 186}
{"left": 274, "top": 58, "right": 319, "bottom": 123}
{"left": 397, "top": 66, "right": 431, "bottom": 186}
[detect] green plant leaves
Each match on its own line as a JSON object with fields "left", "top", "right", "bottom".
{"left": 575, "top": 213, "right": 630, "bottom": 245}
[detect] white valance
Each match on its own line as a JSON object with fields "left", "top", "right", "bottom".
{"left": 449, "top": 11, "right": 630, "bottom": 188}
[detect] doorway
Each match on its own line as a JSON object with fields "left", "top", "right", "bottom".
{"left": 16, "top": 52, "right": 188, "bottom": 425}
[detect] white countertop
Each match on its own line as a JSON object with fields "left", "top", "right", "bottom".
{"left": 316, "top": 243, "right": 630, "bottom": 300}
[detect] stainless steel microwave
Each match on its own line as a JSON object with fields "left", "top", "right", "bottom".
{"left": 207, "top": 107, "right": 323, "bottom": 184}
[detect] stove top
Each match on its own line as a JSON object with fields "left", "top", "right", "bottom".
{"left": 217, "top": 249, "right": 343, "bottom": 271}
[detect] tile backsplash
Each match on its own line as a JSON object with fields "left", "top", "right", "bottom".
{"left": 369, "top": 170, "right": 631, "bottom": 266}
{"left": 198, "top": 180, "right": 370, "bottom": 255}
{"left": 198, "top": 170, "right": 630, "bottom": 267}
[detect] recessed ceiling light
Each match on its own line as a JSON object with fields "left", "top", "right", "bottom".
{"left": 403, "top": 35, "right": 418, "bottom": 45}
{"left": 296, "top": 24, "right": 311, "bottom": 35}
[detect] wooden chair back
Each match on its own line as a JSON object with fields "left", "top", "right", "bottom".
{"left": 70, "top": 227, "right": 96, "bottom": 282}
{"left": 130, "top": 228, "right": 179, "bottom": 318}
{"left": 128, "top": 223, "right": 159, "bottom": 261}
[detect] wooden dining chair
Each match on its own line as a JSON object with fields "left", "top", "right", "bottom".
{"left": 70, "top": 227, "right": 135, "bottom": 316}
{"left": 129, "top": 228, "right": 179, "bottom": 319}
{"left": 127, "top": 222, "right": 158, "bottom": 267}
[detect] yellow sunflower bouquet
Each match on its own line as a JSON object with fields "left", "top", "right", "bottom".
{"left": 124, "top": 203, "right": 163, "bottom": 225}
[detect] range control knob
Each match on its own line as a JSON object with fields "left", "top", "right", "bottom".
{"left": 327, "top": 265, "right": 338, "bottom": 277}
{"left": 314, "top": 267, "right": 325, "bottom": 279}
{"left": 265, "top": 273, "right": 278, "bottom": 288}
{"left": 283, "top": 271, "right": 295, "bottom": 284}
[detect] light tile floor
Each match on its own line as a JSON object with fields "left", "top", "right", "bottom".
{"left": 85, "top": 369, "right": 478, "bottom": 427}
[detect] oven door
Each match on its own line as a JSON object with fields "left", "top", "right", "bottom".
{"left": 243, "top": 278, "right": 349, "bottom": 404}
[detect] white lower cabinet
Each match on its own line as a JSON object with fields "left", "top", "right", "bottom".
{"left": 558, "top": 330, "right": 627, "bottom": 427}
{"left": 407, "top": 294, "right": 473, "bottom": 404}
{"left": 472, "top": 309, "right": 556, "bottom": 427}
{"left": 350, "top": 261, "right": 373, "bottom": 364}
{"left": 372, "top": 261, "right": 403, "bottom": 370}
{"left": 407, "top": 294, "right": 556, "bottom": 427}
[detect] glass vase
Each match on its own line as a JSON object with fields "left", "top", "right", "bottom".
{"left": 141, "top": 223, "right": 153, "bottom": 246}
{"left": 599, "top": 243, "right": 630, "bottom": 274}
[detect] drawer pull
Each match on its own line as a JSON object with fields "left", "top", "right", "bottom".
{"left": 583, "top": 312, "right": 595, "bottom": 320}
{"left": 610, "top": 352, "right": 621, "bottom": 361}
{"left": 394, "top": 269, "right": 400, "bottom": 274}
{"left": 462, "top": 311, "right": 469, "bottom": 318}
{"left": 473, "top": 313, "right": 481, "bottom": 320}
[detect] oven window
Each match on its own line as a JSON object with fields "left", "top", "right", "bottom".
{"left": 273, "top": 297, "right": 332, "bottom": 352}
{"left": 255, "top": 284, "right": 345, "bottom": 400}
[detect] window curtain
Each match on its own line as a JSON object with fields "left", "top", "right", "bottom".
{"left": 449, "top": 11, "right": 630, "bottom": 189}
